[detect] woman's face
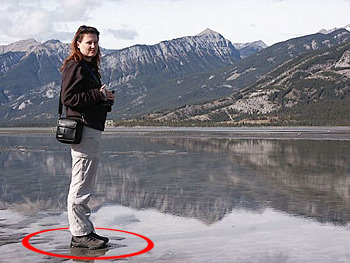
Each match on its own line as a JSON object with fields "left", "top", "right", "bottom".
{"left": 77, "top": 33, "right": 99, "bottom": 61}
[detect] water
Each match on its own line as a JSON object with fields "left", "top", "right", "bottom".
{"left": 1, "top": 127, "right": 350, "bottom": 262}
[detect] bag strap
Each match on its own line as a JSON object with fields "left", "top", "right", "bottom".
{"left": 58, "top": 89, "right": 63, "bottom": 116}
{"left": 81, "top": 60, "right": 101, "bottom": 86}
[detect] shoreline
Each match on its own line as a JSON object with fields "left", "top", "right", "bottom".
{"left": 1, "top": 126, "right": 350, "bottom": 140}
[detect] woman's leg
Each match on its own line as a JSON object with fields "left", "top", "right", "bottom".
{"left": 67, "top": 126, "right": 101, "bottom": 236}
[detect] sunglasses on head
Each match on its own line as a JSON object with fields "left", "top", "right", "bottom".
{"left": 77, "top": 25, "right": 100, "bottom": 35}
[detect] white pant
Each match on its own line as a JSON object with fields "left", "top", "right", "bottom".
{"left": 67, "top": 126, "right": 102, "bottom": 236}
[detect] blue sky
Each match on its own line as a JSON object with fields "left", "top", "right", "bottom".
{"left": 0, "top": 0, "right": 349, "bottom": 49}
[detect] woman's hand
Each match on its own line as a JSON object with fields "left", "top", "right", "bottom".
{"left": 106, "top": 89, "right": 115, "bottom": 102}
{"left": 100, "top": 85, "right": 115, "bottom": 102}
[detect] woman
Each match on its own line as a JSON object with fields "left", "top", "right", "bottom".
{"left": 60, "top": 25, "right": 114, "bottom": 249}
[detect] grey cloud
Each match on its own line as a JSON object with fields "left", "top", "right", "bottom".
{"left": 106, "top": 28, "right": 139, "bottom": 40}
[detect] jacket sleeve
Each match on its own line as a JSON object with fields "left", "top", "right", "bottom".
{"left": 61, "top": 61, "right": 104, "bottom": 108}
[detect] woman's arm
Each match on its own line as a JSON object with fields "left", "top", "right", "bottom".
{"left": 61, "top": 61, "right": 104, "bottom": 108}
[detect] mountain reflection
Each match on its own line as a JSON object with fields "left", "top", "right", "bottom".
{"left": 1, "top": 132, "right": 350, "bottom": 225}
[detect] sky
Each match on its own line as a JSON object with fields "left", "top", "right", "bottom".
{"left": 0, "top": 0, "right": 349, "bottom": 50}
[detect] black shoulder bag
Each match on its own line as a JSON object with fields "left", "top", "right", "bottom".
{"left": 55, "top": 92, "right": 84, "bottom": 144}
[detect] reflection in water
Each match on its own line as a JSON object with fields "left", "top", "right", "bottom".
{"left": 1, "top": 132, "right": 350, "bottom": 226}
{"left": 2, "top": 130, "right": 350, "bottom": 262}
{"left": 70, "top": 246, "right": 109, "bottom": 260}
{"left": 96, "top": 135, "right": 350, "bottom": 225}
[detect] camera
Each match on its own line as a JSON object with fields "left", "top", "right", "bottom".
{"left": 102, "top": 100, "right": 114, "bottom": 107}
{"left": 101, "top": 90, "right": 114, "bottom": 110}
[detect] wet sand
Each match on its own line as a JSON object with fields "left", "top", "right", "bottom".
{"left": 1, "top": 205, "right": 350, "bottom": 262}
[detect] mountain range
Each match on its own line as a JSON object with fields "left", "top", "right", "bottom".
{"left": 142, "top": 28, "right": 350, "bottom": 126}
{"left": 0, "top": 29, "right": 266, "bottom": 126}
{"left": 0, "top": 27, "right": 349, "bottom": 126}
{"left": 146, "top": 38, "right": 350, "bottom": 126}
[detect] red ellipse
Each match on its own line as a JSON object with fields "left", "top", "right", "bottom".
{"left": 22, "top": 227, "right": 154, "bottom": 260}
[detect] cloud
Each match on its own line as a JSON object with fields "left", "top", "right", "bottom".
{"left": 106, "top": 27, "right": 139, "bottom": 40}
{"left": 0, "top": 7, "right": 51, "bottom": 38}
{"left": 58, "top": 0, "right": 98, "bottom": 21}
{"left": 0, "top": 0, "right": 100, "bottom": 43}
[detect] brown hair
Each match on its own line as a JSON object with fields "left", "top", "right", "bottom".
{"left": 60, "top": 25, "right": 101, "bottom": 72}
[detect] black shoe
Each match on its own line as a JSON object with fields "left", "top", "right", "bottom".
{"left": 71, "top": 233, "right": 106, "bottom": 250}
{"left": 90, "top": 232, "right": 109, "bottom": 243}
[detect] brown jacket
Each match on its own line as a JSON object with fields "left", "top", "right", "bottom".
{"left": 61, "top": 59, "right": 109, "bottom": 131}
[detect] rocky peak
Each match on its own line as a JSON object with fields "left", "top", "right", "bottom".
{"left": 319, "top": 24, "right": 350, "bottom": 34}
{"left": 195, "top": 28, "right": 231, "bottom": 45}
{"left": 197, "top": 28, "right": 222, "bottom": 38}
{"left": 250, "top": 40, "right": 268, "bottom": 48}
{"left": 103, "top": 29, "right": 241, "bottom": 74}
{"left": 43, "top": 39, "right": 61, "bottom": 45}
{"left": 0, "top": 38, "right": 41, "bottom": 54}
{"left": 233, "top": 40, "right": 268, "bottom": 58}
{"left": 233, "top": 40, "right": 268, "bottom": 50}
{"left": 40, "top": 39, "right": 69, "bottom": 51}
